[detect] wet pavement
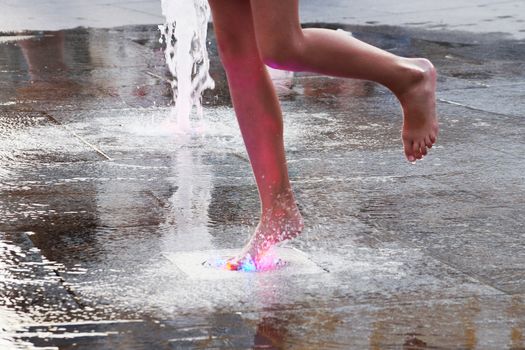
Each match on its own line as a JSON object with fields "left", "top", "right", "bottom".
{"left": 1, "top": 2, "right": 525, "bottom": 350}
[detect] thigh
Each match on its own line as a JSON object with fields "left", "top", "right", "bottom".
{"left": 208, "top": 0, "right": 259, "bottom": 59}
{"left": 249, "top": 0, "right": 302, "bottom": 50}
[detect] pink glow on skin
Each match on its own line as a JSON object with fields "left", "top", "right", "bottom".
{"left": 264, "top": 60, "right": 302, "bottom": 72}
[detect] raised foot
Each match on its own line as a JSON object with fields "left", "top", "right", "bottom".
{"left": 397, "top": 58, "right": 439, "bottom": 163}
{"left": 225, "top": 206, "right": 304, "bottom": 271}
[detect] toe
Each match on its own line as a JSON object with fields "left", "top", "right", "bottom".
{"left": 425, "top": 135, "right": 433, "bottom": 148}
{"left": 412, "top": 141, "right": 423, "bottom": 159}
{"left": 403, "top": 137, "right": 416, "bottom": 162}
{"left": 430, "top": 133, "right": 437, "bottom": 144}
{"left": 421, "top": 144, "right": 428, "bottom": 156}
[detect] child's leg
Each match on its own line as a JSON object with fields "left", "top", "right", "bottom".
{"left": 208, "top": 0, "right": 303, "bottom": 267}
{"left": 250, "top": 0, "right": 438, "bottom": 162}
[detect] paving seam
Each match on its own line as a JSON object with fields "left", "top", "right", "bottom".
{"left": 7, "top": 231, "right": 87, "bottom": 310}
{"left": 358, "top": 219, "right": 512, "bottom": 296}
{"left": 480, "top": 144, "right": 525, "bottom": 158}
{"left": 40, "top": 111, "right": 113, "bottom": 160}
{"left": 355, "top": 168, "right": 522, "bottom": 295}
{"left": 302, "top": 192, "right": 511, "bottom": 296}
{"left": 102, "top": 3, "right": 162, "bottom": 19}
{"left": 438, "top": 98, "right": 524, "bottom": 119}
{"left": 344, "top": 170, "right": 513, "bottom": 295}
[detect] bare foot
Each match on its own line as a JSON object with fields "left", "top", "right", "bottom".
{"left": 396, "top": 58, "right": 439, "bottom": 162}
{"left": 226, "top": 204, "right": 304, "bottom": 271}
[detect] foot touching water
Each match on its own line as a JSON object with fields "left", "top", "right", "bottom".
{"left": 226, "top": 203, "right": 304, "bottom": 271}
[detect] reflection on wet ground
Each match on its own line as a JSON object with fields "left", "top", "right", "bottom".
{"left": 0, "top": 24, "right": 524, "bottom": 349}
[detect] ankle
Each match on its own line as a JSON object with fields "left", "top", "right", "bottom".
{"left": 261, "top": 202, "right": 301, "bottom": 222}
{"left": 261, "top": 186, "right": 296, "bottom": 209}
{"left": 260, "top": 200, "right": 302, "bottom": 229}
{"left": 389, "top": 58, "right": 431, "bottom": 99}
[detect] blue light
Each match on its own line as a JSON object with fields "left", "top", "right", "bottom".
{"left": 240, "top": 258, "right": 256, "bottom": 272}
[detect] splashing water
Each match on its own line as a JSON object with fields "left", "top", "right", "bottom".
{"left": 205, "top": 249, "right": 289, "bottom": 272}
{"left": 159, "top": 0, "right": 215, "bottom": 133}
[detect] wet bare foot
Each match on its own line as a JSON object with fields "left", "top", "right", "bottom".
{"left": 397, "top": 58, "right": 439, "bottom": 162}
{"left": 226, "top": 205, "right": 304, "bottom": 271}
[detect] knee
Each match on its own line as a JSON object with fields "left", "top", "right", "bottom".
{"left": 214, "top": 29, "right": 260, "bottom": 70}
{"left": 257, "top": 33, "right": 304, "bottom": 70}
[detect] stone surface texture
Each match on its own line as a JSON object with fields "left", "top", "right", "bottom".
{"left": 0, "top": 1, "right": 524, "bottom": 349}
